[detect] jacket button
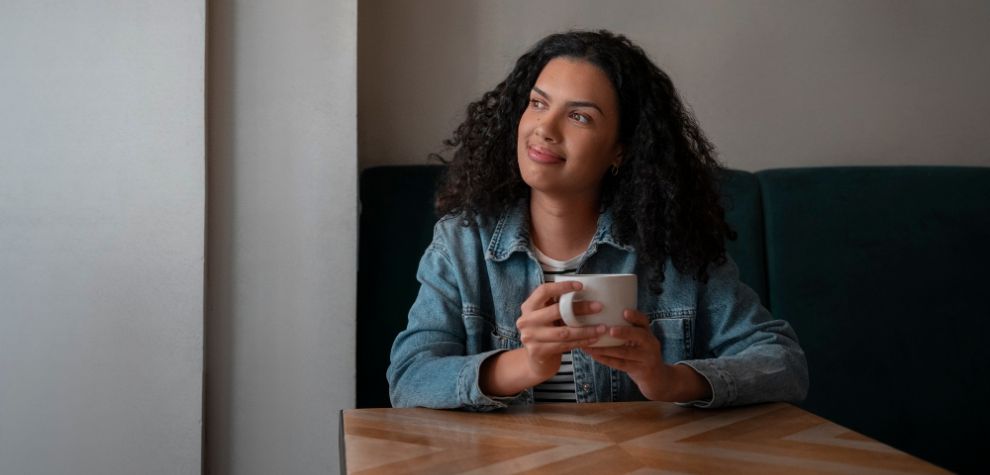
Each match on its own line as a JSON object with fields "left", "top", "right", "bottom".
{"left": 582, "top": 384, "right": 591, "bottom": 392}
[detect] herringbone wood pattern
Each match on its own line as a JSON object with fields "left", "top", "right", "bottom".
{"left": 342, "top": 402, "right": 947, "bottom": 474}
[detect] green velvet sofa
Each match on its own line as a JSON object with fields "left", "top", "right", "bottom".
{"left": 356, "top": 165, "right": 990, "bottom": 473}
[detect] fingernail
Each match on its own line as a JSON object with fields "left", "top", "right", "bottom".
{"left": 572, "top": 282, "right": 582, "bottom": 289}
{"left": 589, "top": 302, "right": 603, "bottom": 312}
{"left": 597, "top": 325, "right": 607, "bottom": 334}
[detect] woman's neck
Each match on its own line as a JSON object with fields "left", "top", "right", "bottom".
{"left": 528, "top": 191, "right": 600, "bottom": 261}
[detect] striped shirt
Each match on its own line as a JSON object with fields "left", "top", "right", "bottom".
{"left": 531, "top": 245, "right": 583, "bottom": 403}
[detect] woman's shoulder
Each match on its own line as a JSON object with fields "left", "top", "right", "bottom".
{"left": 659, "top": 254, "right": 743, "bottom": 285}
{"left": 429, "top": 212, "right": 500, "bottom": 253}
{"left": 432, "top": 211, "right": 494, "bottom": 233}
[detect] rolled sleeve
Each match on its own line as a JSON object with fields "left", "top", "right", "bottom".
{"left": 685, "top": 257, "right": 809, "bottom": 408}
{"left": 458, "top": 349, "right": 523, "bottom": 411}
{"left": 388, "top": 231, "right": 527, "bottom": 411}
{"left": 674, "top": 360, "right": 733, "bottom": 408}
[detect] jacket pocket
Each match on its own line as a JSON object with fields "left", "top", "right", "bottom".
{"left": 648, "top": 308, "right": 695, "bottom": 363}
{"left": 489, "top": 322, "right": 521, "bottom": 351}
{"left": 464, "top": 313, "right": 520, "bottom": 353}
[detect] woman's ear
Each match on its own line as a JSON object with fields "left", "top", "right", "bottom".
{"left": 613, "top": 146, "right": 624, "bottom": 167}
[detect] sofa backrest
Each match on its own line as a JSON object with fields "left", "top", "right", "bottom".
{"left": 757, "top": 166, "right": 990, "bottom": 473}
{"left": 356, "top": 166, "right": 443, "bottom": 410}
{"left": 720, "top": 169, "right": 770, "bottom": 307}
{"left": 356, "top": 165, "right": 769, "bottom": 409}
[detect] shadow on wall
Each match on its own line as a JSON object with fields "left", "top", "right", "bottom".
{"left": 358, "top": 0, "right": 483, "bottom": 170}
{"left": 205, "top": 0, "right": 236, "bottom": 473}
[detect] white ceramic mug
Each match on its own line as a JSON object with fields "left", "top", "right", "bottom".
{"left": 556, "top": 274, "right": 637, "bottom": 347}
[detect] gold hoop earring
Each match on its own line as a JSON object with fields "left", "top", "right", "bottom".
{"left": 611, "top": 165, "right": 620, "bottom": 176}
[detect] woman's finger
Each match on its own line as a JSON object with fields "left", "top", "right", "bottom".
{"left": 517, "top": 300, "right": 602, "bottom": 328}
{"left": 517, "top": 303, "right": 565, "bottom": 327}
{"left": 585, "top": 343, "right": 652, "bottom": 364}
{"left": 525, "top": 336, "right": 601, "bottom": 360}
{"left": 569, "top": 300, "right": 604, "bottom": 316}
{"left": 586, "top": 352, "right": 633, "bottom": 373}
{"left": 520, "top": 281, "right": 582, "bottom": 312}
{"left": 623, "top": 309, "right": 650, "bottom": 328}
{"left": 555, "top": 337, "right": 601, "bottom": 352}
{"left": 522, "top": 324, "right": 605, "bottom": 344}
{"left": 607, "top": 325, "right": 654, "bottom": 349}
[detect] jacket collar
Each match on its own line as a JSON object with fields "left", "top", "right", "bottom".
{"left": 485, "top": 201, "right": 634, "bottom": 262}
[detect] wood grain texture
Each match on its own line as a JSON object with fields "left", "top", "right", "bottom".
{"left": 342, "top": 402, "right": 947, "bottom": 474}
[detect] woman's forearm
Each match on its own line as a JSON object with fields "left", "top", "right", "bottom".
{"left": 479, "top": 349, "right": 546, "bottom": 397}
{"left": 666, "top": 363, "right": 713, "bottom": 403}
{"left": 640, "top": 363, "right": 713, "bottom": 403}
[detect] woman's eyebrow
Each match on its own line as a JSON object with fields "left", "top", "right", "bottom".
{"left": 532, "top": 86, "right": 605, "bottom": 116}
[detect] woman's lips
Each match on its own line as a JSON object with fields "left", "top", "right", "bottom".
{"left": 527, "top": 146, "right": 565, "bottom": 164}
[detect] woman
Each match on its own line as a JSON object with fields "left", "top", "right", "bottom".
{"left": 387, "top": 30, "right": 808, "bottom": 410}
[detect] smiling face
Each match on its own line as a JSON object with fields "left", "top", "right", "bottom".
{"left": 516, "top": 57, "right": 623, "bottom": 201}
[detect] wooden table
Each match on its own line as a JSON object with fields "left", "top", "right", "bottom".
{"left": 340, "top": 402, "right": 947, "bottom": 474}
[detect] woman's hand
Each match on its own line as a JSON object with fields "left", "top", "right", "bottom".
{"left": 480, "top": 281, "right": 606, "bottom": 397}
{"left": 516, "top": 281, "right": 606, "bottom": 381}
{"left": 584, "top": 309, "right": 711, "bottom": 402}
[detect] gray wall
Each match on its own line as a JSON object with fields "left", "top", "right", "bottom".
{"left": 0, "top": 2, "right": 205, "bottom": 474}
{"left": 206, "top": 1, "right": 357, "bottom": 474}
{"left": 360, "top": 0, "right": 990, "bottom": 171}
{"left": 8, "top": 1, "right": 986, "bottom": 473}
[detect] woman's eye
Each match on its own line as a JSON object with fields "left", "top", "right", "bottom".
{"left": 570, "top": 112, "right": 591, "bottom": 124}
{"left": 529, "top": 98, "right": 545, "bottom": 109}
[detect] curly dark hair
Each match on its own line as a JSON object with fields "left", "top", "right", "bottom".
{"left": 433, "top": 29, "right": 736, "bottom": 293}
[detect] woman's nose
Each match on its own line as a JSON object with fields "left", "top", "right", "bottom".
{"left": 534, "top": 117, "right": 560, "bottom": 143}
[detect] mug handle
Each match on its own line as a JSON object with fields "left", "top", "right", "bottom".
{"left": 558, "top": 290, "right": 580, "bottom": 327}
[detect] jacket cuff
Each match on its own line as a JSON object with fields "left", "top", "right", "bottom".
{"left": 674, "top": 360, "right": 735, "bottom": 408}
{"left": 457, "top": 349, "right": 522, "bottom": 411}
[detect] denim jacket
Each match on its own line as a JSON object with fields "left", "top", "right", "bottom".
{"left": 387, "top": 203, "right": 808, "bottom": 410}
